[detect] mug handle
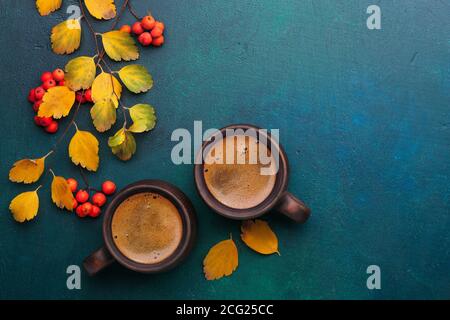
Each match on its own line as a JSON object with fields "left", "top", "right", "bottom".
{"left": 83, "top": 246, "right": 115, "bottom": 276}
{"left": 274, "top": 192, "right": 311, "bottom": 223}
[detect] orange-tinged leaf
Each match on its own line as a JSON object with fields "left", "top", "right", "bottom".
{"left": 241, "top": 220, "right": 279, "bottom": 255}
{"left": 68, "top": 129, "right": 99, "bottom": 171}
{"left": 36, "top": 0, "right": 62, "bottom": 16}
{"left": 91, "top": 72, "right": 122, "bottom": 106}
{"left": 51, "top": 175, "right": 75, "bottom": 211}
{"left": 9, "top": 187, "right": 41, "bottom": 223}
{"left": 51, "top": 19, "right": 82, "bottom": 55}
{"left": 38, "top": 86, "right": 75, "bottom": 119}
{"left": 203, "top": 237, "right": 238, "bottom": 280}
{"left": 101, "top": 31, "right": 139, "bottom": 62}
{"left": 84, "top": 0, "right": 116, "bottom": 20}
{"left": 9, "top": 157, "right": 45, "bottom": 184}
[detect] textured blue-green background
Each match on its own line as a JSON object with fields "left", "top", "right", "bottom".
{"left": 0, "top": 0, "right": 449, "bottom": 299}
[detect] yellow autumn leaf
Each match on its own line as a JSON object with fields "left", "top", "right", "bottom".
{"left": 90, "top": 99, "right": 117, "bottom": 132}
{"left": 38, "top": 86, "right": 75, "bottom": 119}
{"left": 84, "top": 0, "right": 116, "bottom": 20}
{"left": 36, "top": 0, "right": 62, "bottom": 16}
{"left": 9, "top": 187, "right": 41, "bottom": 223}
{"left": 118, "top": 65, "right": 153, "bottom": 94}
{"left": 203, "top": 237, "right": 238, "bottom": 280}
{"left": 128, "top": 104, "right": 157, "bottom": 133}
{"left": 9, "top": 157, "right": 46, "bottom": 184}
{"left": 241, "top": 220, "right": 279, "bottom": 255}
{"left": 51, "top": 174, "right": 75, "bottom": 211}
{"left": 68, "top": 129, "right": 99, "bottom": 171}
{"left": 102, "top": 31, "right": 139, "bottom": 62}
{"left": 108, "top": 128, "right": 136, "bottom": 161}
{"left": 65, "top": 56, "right": 97, "bottom": 91}
{"left": 91, "top": 72, "right": 122, "bottom": 106}
{"left": 51, "top": 19, "right": 81, "bottom": 55}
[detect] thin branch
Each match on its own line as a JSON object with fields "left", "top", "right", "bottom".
{"left": 50, "top": 95, "right": 83, "bottom": 154}
{"left": 79, "top": 0, "right": 100, "bottom": 57}
{"left": 127, "top": 1, "right": 140, "bottom": 20}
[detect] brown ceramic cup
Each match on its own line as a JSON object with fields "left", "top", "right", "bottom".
{"left": 83, "top": 180, "right": 197, "bottom": 276}
{"left": 194, "top": 124, "right": 311, "bottom": 223}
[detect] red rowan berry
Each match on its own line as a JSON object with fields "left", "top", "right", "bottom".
{"left": 141, "top": 16, "right": 156, "bottom": 30}
{"left": 102, "top": 181, "right": 116, "bottom": 195}
{"left": 52, "top": 69, "right": 64, "bottom": 81}
{"left": 92, "top": 192, "right": 107, "bottom": 207}
{"left": 28, "top": 88, "right": 36, "bottom": 103}
{"left": 120, "top": 25, "right": 131, "bottom": 33}
{"left": 45, "top": 120, "right": 58, "bottom": 133}
{"left": 138, "top": 32, "right": 152, "bottom": 46}
{"left": 89, "top": 205, "right": 101, "bottom": 218}
{"left": 33, "top": 100, "right": 42, "bottom": 112}
{"left": 132, "top": 22, "right": 144, "bottom": 35}
{"left": 41, "top": 71, "right": 53, "bottom": 83}
{"left": 67, "top": 178, "right": 78, "bottom": 193}
{"left": 152, "top": 36, "right": 165, "bottom": 47}
{"left": 76, "top": 190, "right": 89, "bottom": 203}
{"left": 35, "top": 87, "right": 46, "bottom": 100}
{"left": 151, "top": 27, "right": 163, "bottom": 38}
{"left": 43, "top": 79, "right": 56, "bottom": 90}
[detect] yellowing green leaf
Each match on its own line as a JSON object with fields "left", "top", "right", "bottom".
{"left": 65, "top": 56, "right": 97, "bottom": 91}
{"left": 118, "top": 65, "right": 153, "bottom": 94}
{"left": 68, "top": 129, "right": 99, "bottom": 171}
{"left": 9, "top": 188, "right": 41, "bottom": 223}
{"left": 36, "top": 0, "right": 62, "bottom": 16}
{"left": 128, "top": 104, "right": 157, "bottom": 133}
{"left": 38, "top": 86, "right": 75, "bottom": 119}
{"left": 84, "top": 0, "right": 116, "bottom": 20}
{"left": 203, "top": 237, "right": 238, "bottom": 280}
{"left": 90, "top": 99, "right": 117, "bottom": 132}
{"left": 102, "top": 31, "right": 139, "bottom": 62}
{"left": 108, "top": 128, "right": 136, "bottom": 161}
{"left": 9, "top": 157, "right": 45, "bottom": 184}
{"left": 91, "top": 72, "right": 122, "bottom": 106}
{"left": 51, "top": 19, "right": 81, "bottom": 55}
{"left": 241, "top": 220, "right": 279, "bottom": 255}
{"left": 51, "top": 175, "right": 75, "bottom": 211}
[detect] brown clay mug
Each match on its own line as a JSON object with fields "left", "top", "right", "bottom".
{"left": 194, "top": 124, "right": 311, "bottom": 223}
{"left": 83, "top": 180, "right": 197, "bottom": 276}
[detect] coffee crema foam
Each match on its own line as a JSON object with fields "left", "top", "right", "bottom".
{"left": 203, "top": 135, "right": 277, "bottom": 210}
{"left": 111, "top": 192, "right": 183, "bottom": 264}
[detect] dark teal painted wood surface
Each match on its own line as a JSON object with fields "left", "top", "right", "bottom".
{"left": 0, "top": 0, "right": 449, "bottom": 299}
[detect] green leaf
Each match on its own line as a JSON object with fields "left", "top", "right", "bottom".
{"left": 118, "top": 65, "right": 153, "bottom": 94}
{"left": 108, "top": 128, "right": 136, "bottom": 161}
{"left": 90, "top": 99, "right": 117, "bottom": 132}
{"left": 65, "top": 56, "right": 96, "bottom": 91}
{"left": 128, "top": 104, "right": 157, "bottom": 133}
{"left": 102, "top": 31, "right": 139, "bottom": 62}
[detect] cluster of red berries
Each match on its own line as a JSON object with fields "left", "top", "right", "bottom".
{"left": 75, "top": 88, "right": 93, "bottom": 104}
{"left": 27, "top": 69, "right": 65, "bottom": 134}
{"left": 120, "top": 15, "right": 165, "bottom": 47}
{"left": 67, "top": 179, "right": 117, "bottom": 219}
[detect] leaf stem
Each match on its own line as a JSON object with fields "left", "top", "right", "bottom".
{"left": 73, "top": 122, "right": 79, "bottom": 131}
{"left": 101, "top": 59, "right": 128, "bottom": 127}
{"left": 49, "top": 169, "right": 55, "bottom": 177}
{"left": 35, "top": 185, "right": 43, "bottom": 192}
{"left": 43, "top": 150, "right": 54, "bottom": 159}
